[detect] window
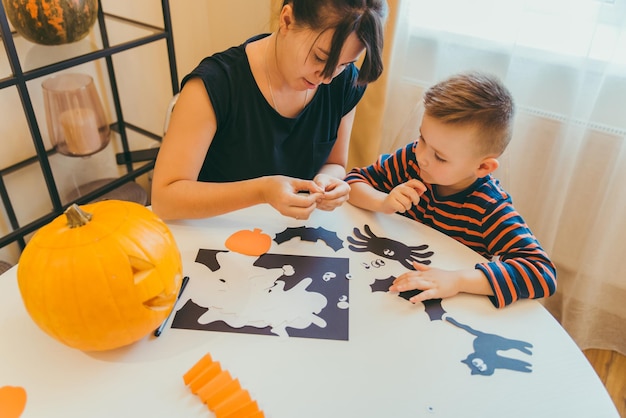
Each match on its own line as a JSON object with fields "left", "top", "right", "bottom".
{"left": 408, "top": 0, "right": 626, "bottom": 65}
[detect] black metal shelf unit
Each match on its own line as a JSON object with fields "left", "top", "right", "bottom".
{"left": 0, "top": 0, "right": 179, "bottom": 252}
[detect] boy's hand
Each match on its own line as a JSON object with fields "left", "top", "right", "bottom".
{"left": 381, "top": 179, "right": 427, "bottom": 214}
{"left": 389, "top": 261, "right": 461, "bottom": 303}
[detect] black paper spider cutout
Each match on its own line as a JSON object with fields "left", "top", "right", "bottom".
{"left": 347, "top": 224, "right": 433, "bottom": 269}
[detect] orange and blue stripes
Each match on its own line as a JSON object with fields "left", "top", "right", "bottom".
{"left": 345, "top": 141, "right": 557, "bottom": 308}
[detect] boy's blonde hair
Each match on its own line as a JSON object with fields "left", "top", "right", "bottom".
{"left": 423, "top": 72, "right": 515, "bottom": 156}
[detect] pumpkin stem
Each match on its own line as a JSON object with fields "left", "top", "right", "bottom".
{"left": 64, "top": 204, "right": 93, "bottom": 228}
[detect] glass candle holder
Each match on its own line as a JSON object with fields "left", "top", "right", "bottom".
{"left": 42, "top": 73, "right": 110, "bottom": 157}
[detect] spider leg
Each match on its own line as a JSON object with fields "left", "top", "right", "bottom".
{"left": 347, "top": 236, "right": 366, "bottom": 246}
{"left": 363, "top": 224, "right": 378, "bottom": 239}
{"left": 351, "top": 227, "right": 372, "bottom": 241}
{"left": 410, "top": 250, "right": 434, "bottom": 259}
{"left": 409, "top": 244, "right": 430, "bottom": 251}
{"left": 399, "top": 259, "right": 415, "bottom": 269}
{"left": 404, "top": 258, "right": 432, "bottom": 268}
{"left": 348, "top": 245, "right": 370, "bottom": 253}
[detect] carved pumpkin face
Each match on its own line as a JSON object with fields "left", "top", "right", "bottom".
{"left": 17, "top": 200, "right": 183, "bottom": 351}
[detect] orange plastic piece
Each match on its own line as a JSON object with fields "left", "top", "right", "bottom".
{"left": 184, "top": 352, "right": 264, "bottom": 417}
{"left": 214, "top": 389, "right": 252, "bottom": 418}
{"left": 189, "top": 361, "right": 222, "bottom": 394}
{"left": 183, "top": 353, "right": 213, "bottom": 385}
{"left": 0, "top": 385, "right": 27, "bottom": 418}
{"left": 205, "top": 378, "right": 242, "bottom": 410}
{"left": 197, "top": 370, "right": 233, "bottom": 404}
{"left": 222, "top": 400, "right": 261, "bottom": 418}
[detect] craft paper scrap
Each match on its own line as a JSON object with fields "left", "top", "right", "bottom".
{"left": 0, "top": 385, "right": 27, "bottom": 418}
{"left": 173, "top": 252, "right": 349, "bottom": 340}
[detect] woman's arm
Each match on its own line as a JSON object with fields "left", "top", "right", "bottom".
{"left": 151, "top": 78, "right": 322, "bottom": 220}
{"left": 320, "top": 106, "right": 355, "bottom": 176}
{"left": 313, "top": 107, "right": 356, "bottom": 211}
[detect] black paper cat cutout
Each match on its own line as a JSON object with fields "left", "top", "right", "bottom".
{"left": 446, "top": 317, "right": 533, "bottom": 376}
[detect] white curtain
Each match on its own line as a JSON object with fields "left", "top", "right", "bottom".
{"left": 379, "top": 0, "right": 626, "bottom": 355}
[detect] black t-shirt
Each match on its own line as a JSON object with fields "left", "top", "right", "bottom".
{"left": 181, "top": 34, "right": 366, "bottom": 182}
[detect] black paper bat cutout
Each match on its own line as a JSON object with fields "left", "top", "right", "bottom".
{"left": 274, "top": 226, "right": 344, "bottom": 251}
{"left": 370, "top": 276, "right": 446, "bottom": 321}
{"left": 195, "top": 249, "right": 228, "bottom": 272}
{"left": 369, "top": 275, "right": 397, "bottom": 292}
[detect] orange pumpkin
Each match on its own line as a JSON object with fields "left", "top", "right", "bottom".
{"left": 2, "top": 0, "right": 99, "bottom": 45}
{"left": 17, "top": 200, "right": 183, "bottom": 351}
{"left": 225, "top": 228, "right": 272, "bottom": 256}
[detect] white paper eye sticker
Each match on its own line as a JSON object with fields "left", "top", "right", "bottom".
{"left": 337, "top": 295, "right": 349, "bottom": 310}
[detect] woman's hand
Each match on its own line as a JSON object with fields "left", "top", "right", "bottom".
{"left": 261, "top": 176, "right": 324, "bottom": 220}
{"left": 313, "top": 173, "right": 350, "bottom": 211}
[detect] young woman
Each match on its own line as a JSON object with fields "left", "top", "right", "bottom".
{"left": 151, "top": 0, "right": 387, "bottom": 220}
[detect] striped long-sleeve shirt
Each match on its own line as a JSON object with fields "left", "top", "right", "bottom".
{"left": 345, "top": 141, "right": 557, "bottom": 308}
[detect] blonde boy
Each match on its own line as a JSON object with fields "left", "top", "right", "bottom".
{"left": 345, "top": 72, "right": 556, "bottom": 307}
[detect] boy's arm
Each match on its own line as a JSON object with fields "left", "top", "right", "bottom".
{"left": 346, "top": 142, "right": 424, "bottom": 213}
{"left": 349, "top": 180, "right": 426, "bottom": 214}
{"left": 390, "top": 245, "right": 554, "bottom": 308}
{"left": 347, "top": 181, "right": 389, "bottom": 212}
{"left": 344, "top": 153, "right": 396, "bottom": 211}
{"left": 391, "top": 263, "right": 494, "bottom": 304}
{"left": 391, "top": 201, "right": 556, "bottom": 308}
{"left": 476, "top": 204, "right": 557, "bottom": 308}
{"left": 477, "top": 245, "right": 556, "bottom": 308}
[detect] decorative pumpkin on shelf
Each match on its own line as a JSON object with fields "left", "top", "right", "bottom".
{"left": 2, "top": 0, "right": 99, "bottom": 45}
{"left": 17, "top": 200, "right": 183, "bottom": 351}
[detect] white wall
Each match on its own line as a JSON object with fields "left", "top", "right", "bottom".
{"left": 0, "top": 0, "right": 271, "bottom": 264}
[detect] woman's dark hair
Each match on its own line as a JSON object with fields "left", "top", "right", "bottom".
{"left": 284, "top": 0, "right": 387, "bottom": 85}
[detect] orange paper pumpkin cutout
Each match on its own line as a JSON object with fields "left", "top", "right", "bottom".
{"left": 0, "top": 386, "right": 27, "bottom": 418}
{"left": 225, "top": 229, "right": 271, "bottom": 256}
